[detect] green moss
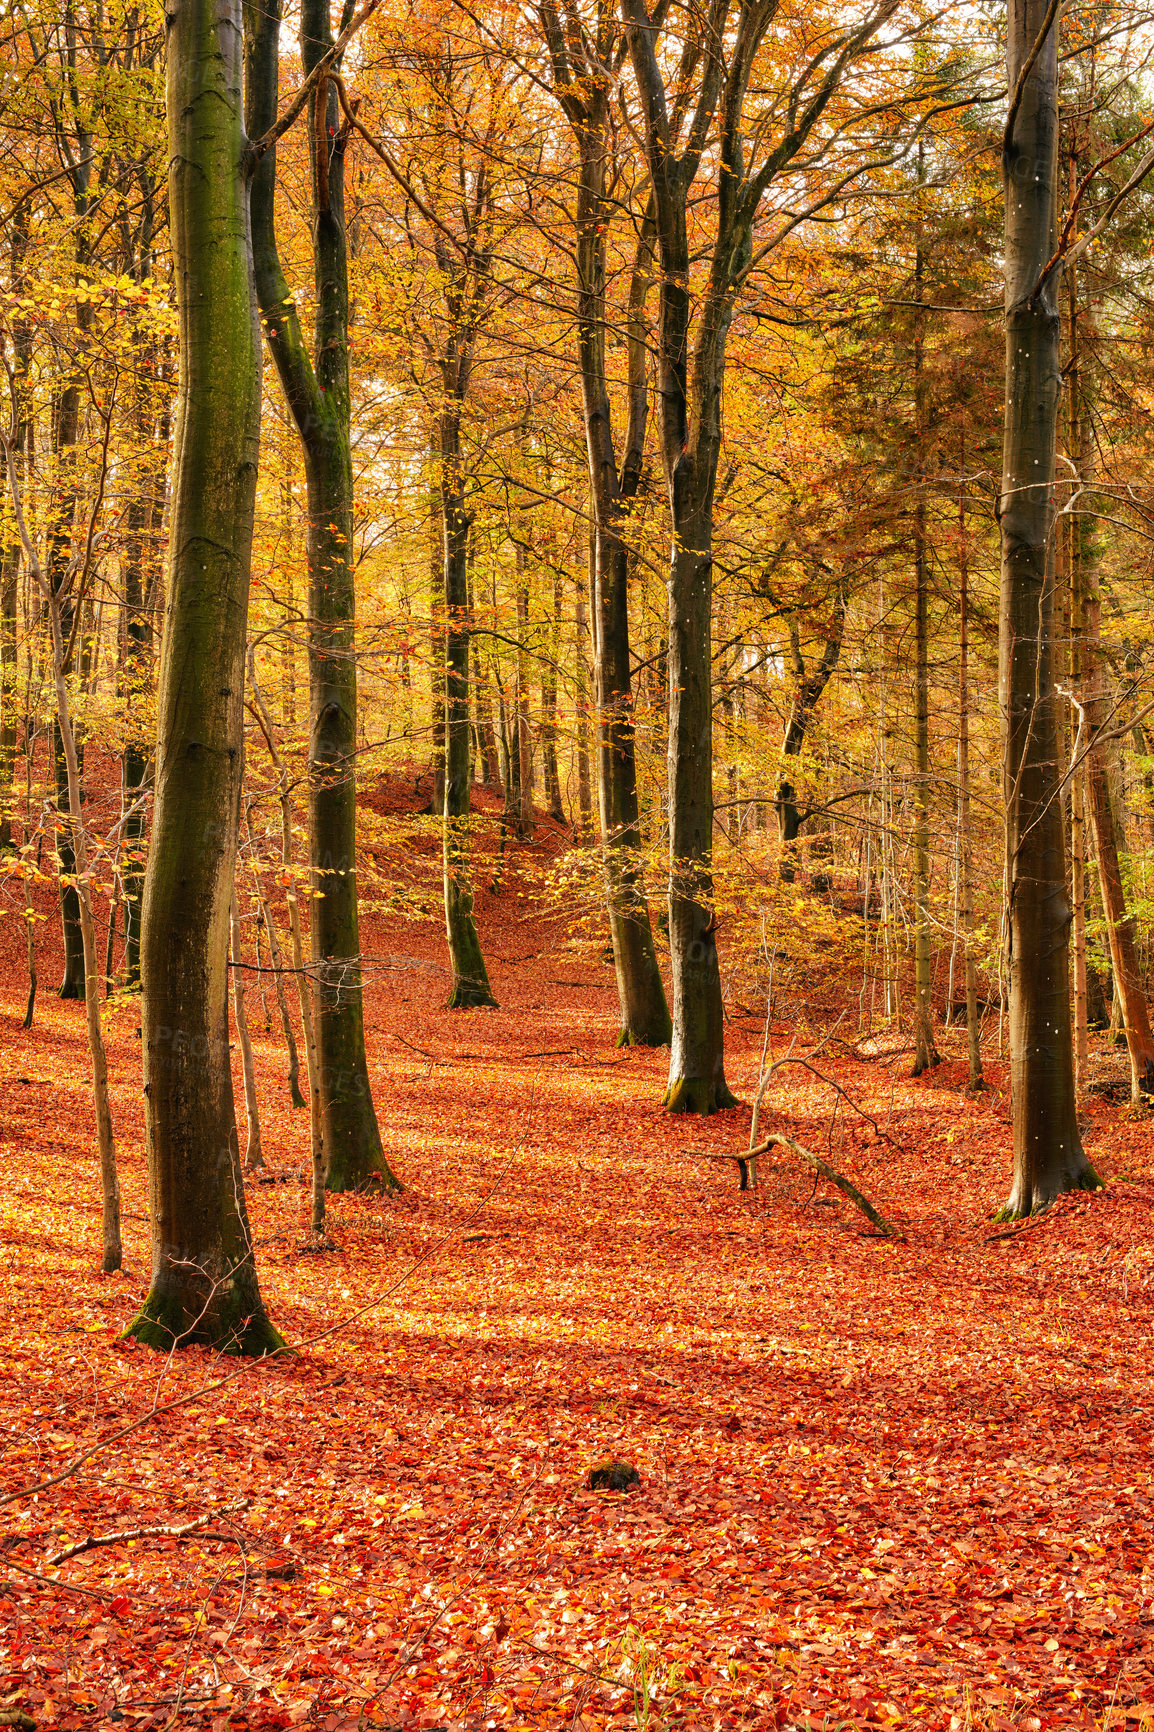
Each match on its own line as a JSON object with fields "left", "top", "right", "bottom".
{"left": 663, "top": 1075, "right": 740, "bottom": 1114}
{"left": 123, "top": 1283, "right": 291, "bottom": 1357}
{"left": 446, "top": 980, "right": 498, "bottom": 1010}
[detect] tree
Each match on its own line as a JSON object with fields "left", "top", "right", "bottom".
{"left": 622, "top": 0, "right": 910, "bottom": 1110}
{"left": 125, "top": 0, "right": 285, "bottom": 1352}
{"left": 540, "top": 0, "right": 672, "bottom": 1048}
{"left": 246, "top": 0, "right": 400, "bottom": 1190}
{"left": 997, "top": 0, "right": 1100, "bottom": 1216}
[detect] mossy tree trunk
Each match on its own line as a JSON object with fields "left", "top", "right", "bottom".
{"left": 998, "top": 0, "right": 1099, "bottom": 1217}
{"left": 125, "top": 0, "right": 285, "bottom": 1353}
{"left": 246, "top": 0, "right": 397, "bottom": 1192}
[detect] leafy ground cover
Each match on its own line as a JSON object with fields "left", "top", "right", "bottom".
{"left": 1, "top": 795, "right": 1153, "bottom": 1731}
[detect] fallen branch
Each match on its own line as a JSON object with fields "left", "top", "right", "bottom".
{"left": 752, "top": 1133, "right": 900, "bottom": 1237}
{"left": 757, "top": 1055, "right": 907, "bottom": 1149}
{"left": 46, "top": 1500, "right": 248, "bottom": 1566}
{"left": 0, "top": 1710, "right": 36, "bottom": 1730}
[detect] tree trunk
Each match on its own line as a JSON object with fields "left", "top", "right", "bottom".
{"left": 957, "top": 445, "right": 984, "bottom": 1091}
{"left": 514, "top": 539, "right": 534, "bottom": 836}
{"left": 249, "top": 663, "right": 326, "bottom": 1226}
{"left": 575, "top": 540, "right": 594, "bottom": 840}
{"left": 997, "top": 0, "right": 1098, "bottom": 1216}
{"left": 541, "top": 566, "right": 564, "bottom": 822}
{"left": 776, "top": 586, "right": 846, "bottom": 880}
{"left": 48, "top": 375, "right": 86, "bottom": 1000}
{"left": 442, "top": 439, "right": 497, "bottom": 1008}
{"left": 246, "top": 0, "right": 397, "bottom": 1193}
{"left": 1068, "top": 267, "right": 1154, "bottom": 1098}
{"left": 231, "top": 894, "right": 265, "bottom": 1171}
{"left": 0, "top": 224, "right": 28, "bottom": 856}
{"left": 1084, "top": 699, "right": 1154, "bottom": 1093}
{"left": 121, "top": 426, "right": 161, "bottom": 988}
{"left": 428, "top": 445, "right": 446, "bottom": 815}
{"left": 125, "top": 0, "right": 285, "bottom": 1353}
{"left": 568, "top": 70, "right": 670, "bottom": 1045}
{"left": 259, "top": 894, "right": 307, "bottom": 1108}
{"left": 911, "top": 222, "right": 940, "bottom": 1077}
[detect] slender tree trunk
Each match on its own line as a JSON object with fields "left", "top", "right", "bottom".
{"left": 0, "top": 224, "right": 28, "bottom": 855}
{"left": 1068, "top": 269, "right": 1154, "bottom": 1097}
{"left": 246, "top": 0, "right": 397, "bottom": 1192}
{"left": 549, "top": 49, "right": 670, "bottom": 1041}
{"left": 125, "top": 0, "right": 285, "bottom": 1352}
{"left": 514, "top": 539, "right": 534, "bottom": 837}
{"left": 911, "top": 223, "right": 940, "bottom": 1076}
{"left": 542, "top": 566, "right": 564, "bottom": 822}
{"left": 586, "top": 257, "right": 670, "bottom": 1033}
{"left": 776, "top": 589, "right": 846, "bottom": 879}
{"left": 231, "top": 894, "right": 265, "bottom": 1170}
{"left": 472, "top": 626, "right": 501, "bottom": 789}
{"left": 957, "top": 454, "right": 984, "bottom": 1091}
{"left": 249, "top": 666, "right": 325, "bottom": 1223}
{"left": 442, "top": 437, "right": 497, "bottom": 1008}
{"left": 260, "top": 894, "right": 307, "bottom": 1108}
{"left": 575, "top": 542, "right": 594, "bottom": 840}
{"left": 428, "top": 446, "right": 446, "bottom": 814}
{"left": 998, "top": 0, "right": 1098, "bottom": 1216}
{"left": 49, "top": 378, "right": 86, "bottom": 1000}
{"left": 121, "top": 430, "right": 160, "bottom": 987}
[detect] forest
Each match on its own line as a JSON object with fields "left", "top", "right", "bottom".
{"left": 1, "top": 0, "right": 1154, "bottom": 1725}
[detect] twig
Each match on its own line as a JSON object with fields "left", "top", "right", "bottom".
{"left": 767, "top": 1056, "right": 900, "bottom": 1144}
{"left": 753, "top": 1132, "right": 900, "bottom": 1237}
{"left": 46, "top": 1500, "right": 248, "bottom": 1566}
{"left": 0, "top": 1556, "right": 112, "bottom": 1598}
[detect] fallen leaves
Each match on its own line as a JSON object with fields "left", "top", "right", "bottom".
{"left": 2, "top": 810, "right": 1154, "bottom": 1729}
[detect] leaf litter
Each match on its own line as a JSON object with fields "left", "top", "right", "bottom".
{"left": 1, "top": 803, "right": 1153, "bottom": 1731}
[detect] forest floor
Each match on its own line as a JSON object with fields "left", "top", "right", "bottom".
{"left": 2, "top": 779, "right": 1154, "bottom": 1732}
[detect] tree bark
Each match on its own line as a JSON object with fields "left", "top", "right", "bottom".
{"left": 0, "top": 221, "right": 29, "bottom": 855}
{"left": 997, "top": 0, "right": 1099, "bottom": 1216}
{"left": 49, "top": 381, "right": 86, "bottom": 1001}
{"left": 776, "top": 583, "right": 846, "bottom": 877}
{"left": 541, "top": 565, "right": 565, "bottom": 823}
{"left": 1067, "top": 264, "right": 1154, "bottom": 1097}
{"left": 442, "top": 432, "right": 497, "bottom": 1008}
{"left": 911, "top": 217, "right": 940, "bottom": 1077}
{"left": 125, "top": 0, "right": 285, "bottom": 1352}
{"left": 246, "top": 0, "right": 397, "bottom": 1192}
{"left": 956, "top": 438, "right": 984, "bottom": 1091}
{"left": 259, "top": 893, "right": 307, "bottom": 1107}
{"left": 231, "top": 893, "right": 265, "bottom": 1171}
